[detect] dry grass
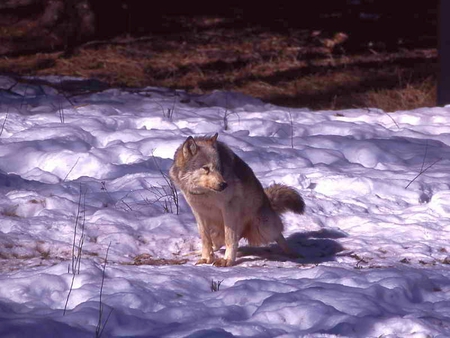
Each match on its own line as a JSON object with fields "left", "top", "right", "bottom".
{"left": 0, "top": 20, "right": 438, "bottom": 111}
{"left": 360, "top": 77, "right": 436, "bottom": 112}
{"left": 131, "top": 253, "right": 188, "bottom": 266}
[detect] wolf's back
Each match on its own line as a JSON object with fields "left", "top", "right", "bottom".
{"left": 264, "top": 183, "right": 305, "bottom": 215}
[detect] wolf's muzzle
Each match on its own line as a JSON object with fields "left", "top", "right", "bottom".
{"left": 218, "top": 182, "right": 228, "bottom": 191}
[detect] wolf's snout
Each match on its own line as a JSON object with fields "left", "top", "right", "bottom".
{"left": 218, "top": 182, "right": 228, "bottom": 191}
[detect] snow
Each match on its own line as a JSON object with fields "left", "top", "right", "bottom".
{"left": 1, "top": 75, "right": 450, "bottom": 337}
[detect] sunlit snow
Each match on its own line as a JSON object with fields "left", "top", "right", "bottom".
{"left": 1, "top": 76, "right": 450, "bottom": 337}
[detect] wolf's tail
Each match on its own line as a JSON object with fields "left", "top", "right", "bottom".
{"left": 264, "top": 183, "right": 305, "bottom": 215}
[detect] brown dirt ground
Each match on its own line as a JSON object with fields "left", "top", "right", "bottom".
{"left": 0, "top": 16, "right": 438, "bottom": 111}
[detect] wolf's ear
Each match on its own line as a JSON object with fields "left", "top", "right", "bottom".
{"left": 211, "top": 133, "right": 218, "bottom": 143}
{"left": 182, "top": 136, "right": 197, "bottom": 158}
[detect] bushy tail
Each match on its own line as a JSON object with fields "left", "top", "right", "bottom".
{"left": 264, "top": 183, "right": 305, "bottom": 215}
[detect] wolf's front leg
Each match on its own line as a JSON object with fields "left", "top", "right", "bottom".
{"left": 195, "top": 218, "right": 215, "bottom": 265}
{"left": 214, "top": 213, "right": 240, "bottom": 267}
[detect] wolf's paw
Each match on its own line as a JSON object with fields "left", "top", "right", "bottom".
{"left": 213, "top": 258, "right": 233, "bottom": 267}
{"left": 195, "top": 258, "right": 211, "bottom": 265}
{"left": 195, "top": 256, "right": 215, "bottom": 265}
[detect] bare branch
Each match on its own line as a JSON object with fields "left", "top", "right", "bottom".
{"left": 405, "top": 157, "right": 442, "bottom": 189}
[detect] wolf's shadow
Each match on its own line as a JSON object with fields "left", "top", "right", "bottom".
{"left": 236, "top": 228, "right": 346, "bottom": 265}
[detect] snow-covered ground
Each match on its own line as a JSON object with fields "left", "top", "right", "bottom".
{"left": 1, "top": 75, "right": 450, "bottom": 337}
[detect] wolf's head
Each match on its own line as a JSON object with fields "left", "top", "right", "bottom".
{"left": 170, "top": 133, "right": 228, "bottom": 195}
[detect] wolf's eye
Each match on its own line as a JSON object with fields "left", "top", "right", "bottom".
{"left": 202, "top": 166, "right": 210, "bottom": 174}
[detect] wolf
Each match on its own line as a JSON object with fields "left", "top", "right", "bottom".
{"left": 169, "top": 133, "right": 305, "bottom": 267}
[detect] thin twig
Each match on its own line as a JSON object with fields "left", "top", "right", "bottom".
{"left": 383, "top": 111, "right": 400, "bottom": 129}
{"left": 101, "top": 181, "right": 133, "bottom": 211}
{"left": 0, "top": 112, "right": 8, "bottom": 137}
{"left": 71, "top": 185, "right": 83, "bottom": 274}
{"left": 148, "top": 154, "right": 179, "bottom": 214}
{"left": 70, "top": 184, "right": 86, "bottom": 274}
{"left": 75, "top": 188, "right": 87, "bottom": 274}
{"left": 63, "top": 271, "right": 76, "bottom": 316}
{"left": 63, "top": 157, "right": 81, "bottom": 182}
{"left": 210, "top": 279, "right": 223, "bottom": 292}
{"left": 64, "top": 185, "right": 86, "bottom": 315}
{"left": 405, "top": 157, "right": 442, "bottom": 189}
{"left": 58, "top": 100, "right": 65, "bottom": 124}
{"left": 223, "top": 108, "right": 229, "bottom": 131}
{"left": 95, "top": 242, "right": 113, "bottom": 338}
{"left": 164, "top": 92, "right": 178, "bottom": 120}
{"left": 419, "top": 141, "right": 429, "bottom": 173}
{"left": 19, "top": 81, "right": 30, "bottom": 111}
{"left": 288, "top": 111, "right": 294, "bottom": 149}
